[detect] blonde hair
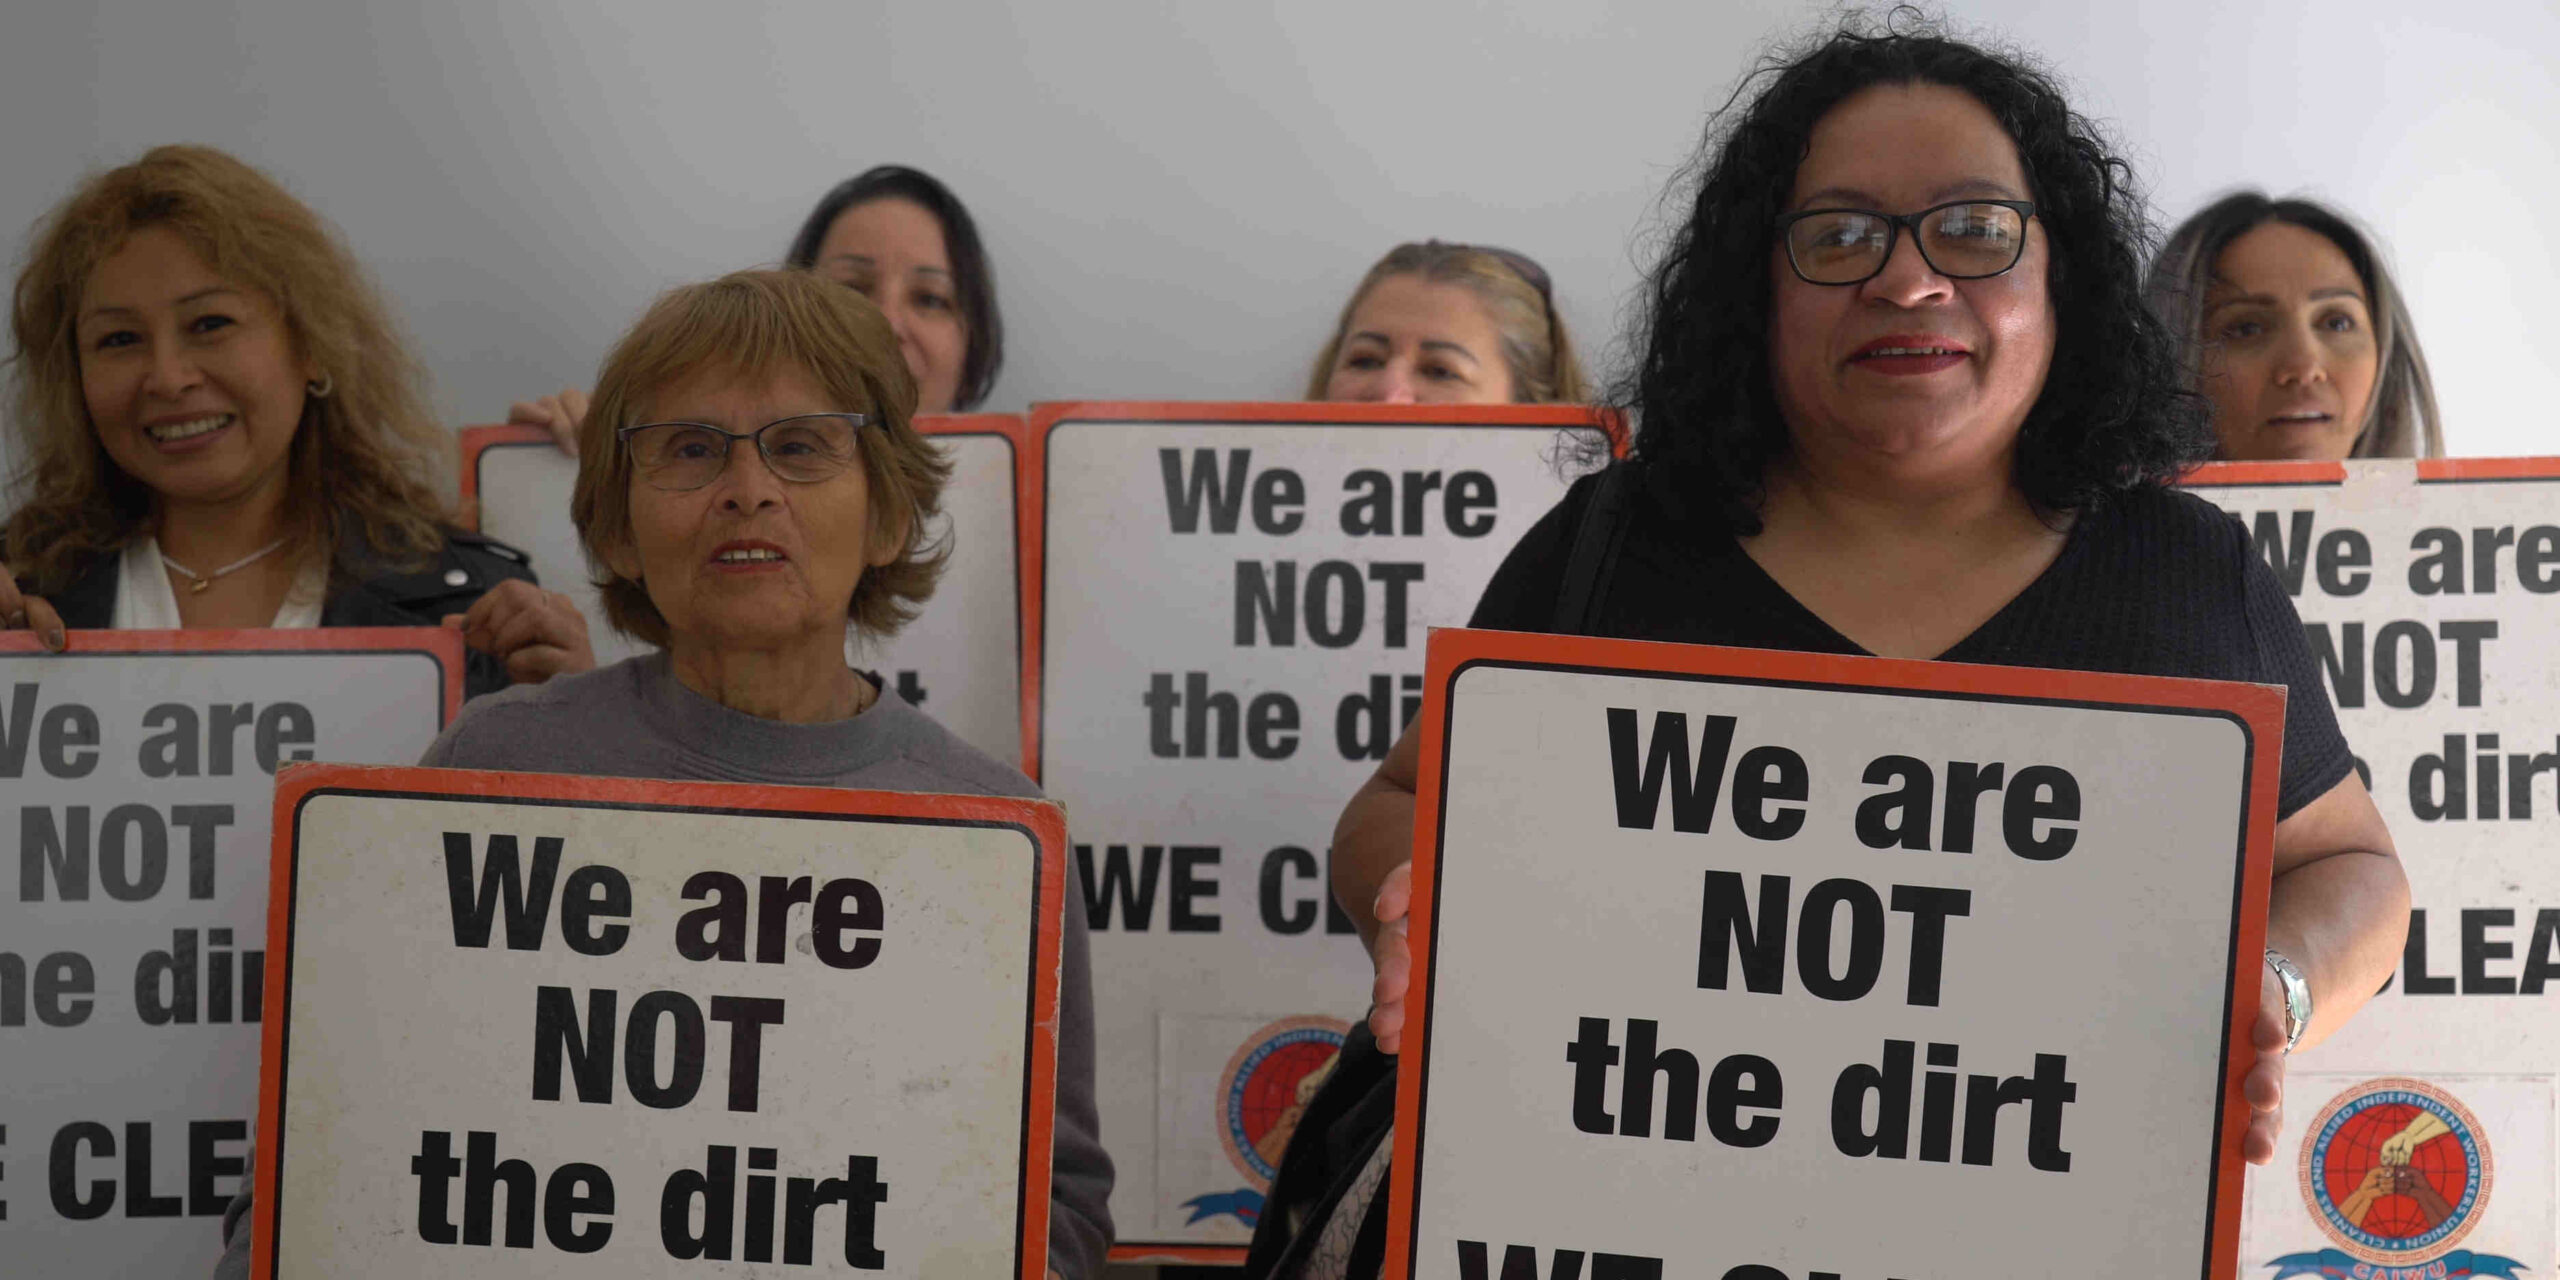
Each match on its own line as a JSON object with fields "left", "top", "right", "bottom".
{"left": 1305, "top": 241, "right": 1592, "bottom": 403}
{"left": 2145, "top": 191, "right": 2443, "bottom": 459}
{"left": 572, "top": 269, "right": 951, "bottom": 646}
{"left": 6, "top": 144, "right": 450, "bottom": 592}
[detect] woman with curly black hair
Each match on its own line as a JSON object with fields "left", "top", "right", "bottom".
{"left": 1273, "top": 17, "right": 2407, "bottom": 1279}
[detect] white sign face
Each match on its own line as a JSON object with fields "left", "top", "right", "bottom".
{"left": 1394, "top": 637, "right": 2275, "bottom": 1280}
{"left": 259, "top": 771, "right": 1062, "bottom": 1279}
{"left": 1035, "top": 407, "right": 1603, "bottom": 1252}
{"left": 467, "top": 423, "right": 1025, "bottom": 767}
{"left": 2191, "top": 459, "right": 2560, "bottom": 1273}
{"left": 0, "top": 633, "right": 459, "bottom": 1279}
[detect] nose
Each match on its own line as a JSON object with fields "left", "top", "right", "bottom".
{"left": 142, "top": 341, "right": 202, "bottom": 400}
{"left": 2269, "top": 322, "right": 2328, "bottom": 388}
{"left": 1375, "top": 361, "right": 1418, "bottom": 405}
{"left": 1859, "top": 225, "right": 1956, "bottom": 309}
{"left": 711, "top": 441, "right": 790, "bottom": 513}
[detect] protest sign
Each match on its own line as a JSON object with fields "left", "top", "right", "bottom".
{"left": 462, "top": 414, "right": 1032, "bottom": 765}
{"left": 251, "top": 765, "right": 1065, "bottom": 1278}
{"left": 1025, "top": 401, "right": 1619, "bottom": 1260}
{"left": 2189, "top": 457, "right": 2560, "bottom": 1276}
{"left": 1, "top": 629, "right": 461, "bottom": 1278}
{"left": 1385, "top": 627, "right": 2283, "bottom": 1280}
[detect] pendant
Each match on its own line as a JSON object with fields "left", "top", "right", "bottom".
{"left": 189, "top": 578, "right": 212, "bottom": 594}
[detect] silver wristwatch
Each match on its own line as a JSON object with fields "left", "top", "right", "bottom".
{"left": 2265, "top": 949, "right": 2312, "bottom": 1053}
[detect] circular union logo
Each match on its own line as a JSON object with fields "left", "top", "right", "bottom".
{"left": 2297, "top": 1076, "right": 2493, "bottom": 1265}
{"left": 1217, "top": 1015, "right": 1351, "bottom": 1190}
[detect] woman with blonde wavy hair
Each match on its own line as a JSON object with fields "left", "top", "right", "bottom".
{"left": 1, "top": 144, "right": 584, "bottom": 695}
{"left": 1308, "top": 240, "right": 1591, "bottom": 404}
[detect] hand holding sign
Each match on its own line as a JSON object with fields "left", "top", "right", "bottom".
{"left": 445, "top": 578, "right": 594, "bottom": 685}
{"left": 1367, "top": 860, "right": 1415, "bottom": 1053}
{"left": 0, "top": 564, "right": 69, "bottom": 650}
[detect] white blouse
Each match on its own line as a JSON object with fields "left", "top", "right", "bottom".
{"left": 111, "top": 536, "right": 326, "bottom": 630}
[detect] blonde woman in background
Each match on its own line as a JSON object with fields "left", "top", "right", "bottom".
{"left": 0, "top": 144, "right": 586, "bottom": 695}
{"left": 2145, "top": 192, "right": 2442, "bottom": 461}
{"left": 1309, "top": 240, "right": 1590, "bottom": 405}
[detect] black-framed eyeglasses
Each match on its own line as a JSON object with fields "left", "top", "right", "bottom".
{"left": 617, "top": 413, "right": 869, "bottom": 491}
{"left": 1775, "top": 199, "right": 2037, "bottom": 286}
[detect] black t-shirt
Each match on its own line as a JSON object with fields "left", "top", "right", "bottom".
{"left": 1469, "top": 466, "right": 2355, "bottom": 819}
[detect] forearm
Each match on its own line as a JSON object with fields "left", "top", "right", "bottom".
{"left": 2267, "top": 848, "right": 2408, "bottom": 1049}
{"left": 1331, "top": 772, "right": 1416, "bottom": 951}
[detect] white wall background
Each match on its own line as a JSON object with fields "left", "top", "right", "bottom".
{"left": 3, "top": 0, "right": 2555, "bottom": 491}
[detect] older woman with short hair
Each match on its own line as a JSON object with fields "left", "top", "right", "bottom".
{"left": 215, "top": 269, "right": 1112, "bottom": 1279}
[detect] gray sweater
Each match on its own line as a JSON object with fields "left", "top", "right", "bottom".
{"left": 218, "top": 653, "right": 1114, "bottom": 1278}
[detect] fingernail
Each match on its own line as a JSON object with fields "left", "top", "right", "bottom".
{"left": 45, "top": 629, "right": 65, "bottom": 650}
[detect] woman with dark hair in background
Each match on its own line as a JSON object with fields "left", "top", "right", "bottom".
{"left": 0, "top": 144, "right": 583, "bottom": 696}
{"left": 1259, "top": 17, "right": 2406, "bottom": 1278}
{"left": 1307, "top": 240, "right": 1590, "bottom": 405}
{"left": 508, "top": 163, "right": 1005, "bottom": 433}
{"left": 2146, "top": 191, "right": 2442, "bottom": 460}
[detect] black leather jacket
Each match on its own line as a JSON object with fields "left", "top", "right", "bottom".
{"left": 32, "top": 527, "right": 538, "bottom": 700}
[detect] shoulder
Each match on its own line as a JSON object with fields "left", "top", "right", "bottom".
{"left": 2070, "top": 486, "right": 2255, "bottom": 591}
{"left": 425, "top": 656, "right": 645, "bottom": 768}
{"left": 331, "top": 526, "right": 539, "bottom": 625}
{"left": 857, "top": 692, "right": 1042, "bottom": 799}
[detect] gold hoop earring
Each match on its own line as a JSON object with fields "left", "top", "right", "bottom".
{"left": 305, "top": 374, "right": 334, "bottom": 399}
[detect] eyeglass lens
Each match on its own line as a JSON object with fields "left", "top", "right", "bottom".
{"left": 627, "top": 415, "right": 862, "bottom": 490}
{"left": 1787, "top": 203, "right": 2027, "bottom": 284}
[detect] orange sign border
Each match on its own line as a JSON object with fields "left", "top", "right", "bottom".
{"left": 2182, "top": 455, "right": 2560, "bottom": 488}
{"left": 252, "top": 763, "right": 1069, "bottom": 1280}
{"left": 1383, "top": 627, "right": 2287, "bottom": 1280}
{"left": 0, "top": 626, "right": 464, "bottom": 722}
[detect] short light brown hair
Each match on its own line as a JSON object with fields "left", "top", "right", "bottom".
{"left": 6, "top": 145, "right": 450, "bottom": 591}
{"left": 1305, "top": 241, "right": 1593, "bottom": 403}
{"left": 571, "top": 269, "right": 951, "bottom": 646}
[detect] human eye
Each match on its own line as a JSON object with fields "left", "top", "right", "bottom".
{"left": 1341, "top": 351, "right": 1384, "bottom": 371}
{"left": 914, "top": 289, "right": 955, "bottom": 313}
{"left": 187, "top": 312, "right": 237, "bottom": 336}
{"left": 2216, "top": 318, "right": 2266, "bottom": 341}
{"left": 1421, "top": 363, "right": 1465, "bottom": 383}
{"left": 2319, "top": 310, "right": 2362, "bottom": 334}
{"left": 90, "top": 328, "right": 141, "bottom": 352}
{"left": 1936, "top": 206, "right": 2013, "bottom": 241}
{"left": 664, "top": 428, "right": 725, "bottom": 460}
{"left": 1808, "top": 214, "right": 1878, "bottom": 248}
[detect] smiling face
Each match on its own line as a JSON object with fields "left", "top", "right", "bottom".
{"left": 813, "top": 197, "right": 966, "bottom": 414}
{"left": 1766, "top": 82, "right": 2056, "bottom": 485}
{"left": 1321, "top": 274, "right": 1517, "bottom": 404}
{"left": 2198, "top": 221, "right": 2380, "bottom": 461}
{"left": 604, "top": 364, "right": 896, "bottom": 657}
{"left": 74, "top": 226, "right": 315, "bottom": 512}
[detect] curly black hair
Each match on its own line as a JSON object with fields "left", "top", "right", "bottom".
{"left": 1610, "top": 8, "right": 2211, "bottom": 533}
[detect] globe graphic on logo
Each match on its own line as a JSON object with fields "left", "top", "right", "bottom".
{"left": 2322, "top": 1102, "right": 2467, "bottom": 1241}
{"left": 1219, "top": 1016, "right": 1352, "bottom": 1189}
{"left": 2298, "top": 1079, "right": 2493, "bottom": 1264}
{"left": 1240, "top": 1039, "right": 1343, "bottom": 1166}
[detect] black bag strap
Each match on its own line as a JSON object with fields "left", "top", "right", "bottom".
{"left": 1550, "top": 462, "right": 1633, "bottom": 636}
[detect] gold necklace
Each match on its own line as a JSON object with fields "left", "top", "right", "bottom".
{"left": 160, "top": 536, "right": 291, "bottom": 594}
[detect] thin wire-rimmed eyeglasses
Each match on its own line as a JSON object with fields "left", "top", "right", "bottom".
{"left": 1775, "top": 199, "right": 2038, "bottom": 286}
{"left": 617, "top": 413, "right": 869, "bottom": 491}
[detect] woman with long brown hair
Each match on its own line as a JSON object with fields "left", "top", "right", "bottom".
{"left": 1, "top": 144, "right": 585, "bottom": 695}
